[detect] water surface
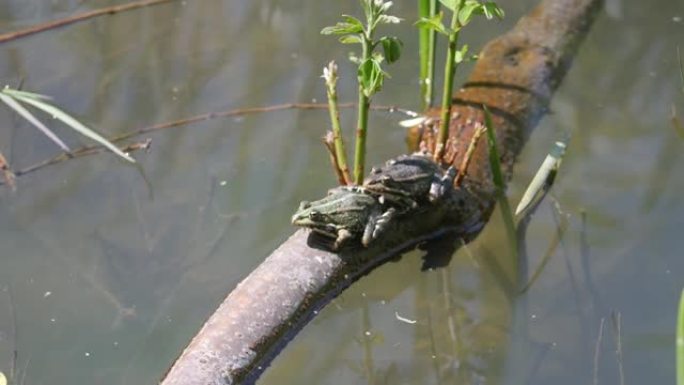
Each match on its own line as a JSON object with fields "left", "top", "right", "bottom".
{"left": 0, "top": 0, "right": 682, "bottom": 384}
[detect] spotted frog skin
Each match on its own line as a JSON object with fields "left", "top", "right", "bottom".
{"left": 363, "top": 152, "right": 455, "bottom": 208}
{"left": 291, "top": 186, "right": 396, "bottom": 250}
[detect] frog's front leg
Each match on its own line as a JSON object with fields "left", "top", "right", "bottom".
{"left": 429, "top": 166, "right": 457, "bottom": 202}
{"left": 361, "top": 207, "right": 397, "bottom": 247}
{"left": 333, "top": 228, "right": 353, "bottom": 250}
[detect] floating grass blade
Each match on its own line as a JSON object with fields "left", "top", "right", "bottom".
{"left": 0, "top": 91, "right": 70, "bottom": 152}
{"left": 3, "top": 89, "right": 135, "bottom": 163}
{"left": 515, "top": 139, "right": 567, "bottom": 216}
{"left": 677, "top": 289, "right": 684, "bottom": 385}
{"left": 483, "top": 106, "right": 517, "bottom": 258}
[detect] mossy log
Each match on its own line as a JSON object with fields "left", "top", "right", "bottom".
{"left": 160, "top": 0, "right": 603, "bottom": 383}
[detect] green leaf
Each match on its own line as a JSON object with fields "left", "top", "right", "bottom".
{"left": 458, "top": 2, "right": 481, "bottom": 26}
{"left": 454, "top": 44, "right": 469, "bottom": 64}
{"left": 377, "top": 0, "right": 394, "bottom": 13}
{"left": 376, "top": 14, "right": 402, "bottom": 24}
{"left": 515, "top": 140, "right": 567, "bottom": 216}
{"left": 342, "top": 14, "right": 364, "bottom": 29}
{"left": 358, "top": 58, "right": 374, "bottom": 90}
{"left": 358, "top": 58, "right": 386, "bottom": 97}
{"left": 482, "top": 2, "right": 505, "bottom": 19}
{"left": 8, "top": 93, "right": 135, "bottom": 163}
{"left": 0, "top": 91, "right": 71, "bottom": 152}
{"left": 415, "top": 12, "right": 450, "bottom": 35}
{"left": 380, "top": 36, "right": 402, "bottom": 64}
{"left": 321, "top": 22, "right": 364, "bottom": 35}
{"left": 339, "top": 34, "right": 363, "bottom": 44}
{"left": 438, "top": 0, "right": 458, "bottom": 12}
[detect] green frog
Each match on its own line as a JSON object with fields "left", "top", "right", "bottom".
{"left": 363, "top": 152, "right": 455, "bottom": 208}
{"left": 291, "top": 186, "right": 396, "bottom": 250}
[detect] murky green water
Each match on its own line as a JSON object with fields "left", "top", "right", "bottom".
{"left": 0, "top": 0, "right": 682, "bottom": 384}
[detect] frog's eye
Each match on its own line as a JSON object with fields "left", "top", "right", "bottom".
{"left": 370, "top": 167, "right": 381, "bottom": 175}
{"left": 309, "top": 211, "right": 324, "bottom": 221}
{"left": 298, "top": 201, "right": 311, "bottom": 211}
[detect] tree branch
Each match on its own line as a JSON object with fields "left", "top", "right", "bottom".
{"left": 160, "top": 0, "right": 604, "bottom": 383}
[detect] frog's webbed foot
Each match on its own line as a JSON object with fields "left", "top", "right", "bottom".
{"left": 429, "top": 166, "right": 457, "bottom": 202}
{"left": 362, "top": 207, "right": 397, "bottom": 247}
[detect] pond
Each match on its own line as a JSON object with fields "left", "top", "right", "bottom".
{"left": 0, "top": 0, "right": 682, "bottom": 384}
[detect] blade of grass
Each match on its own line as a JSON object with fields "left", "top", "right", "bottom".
{"left": 483, "top": 106, "right": 517, "bottom": 259}
{"left": 677, "top": 289, "right": 684, "bottom": 385}
{"left": 0, "top": 92, "right": 70, "bottom": 152}
{"left": 2, "top": 88, "right": 52, "bottom": 101}
{"left": 515, "top": 139, "right": 567, "bottom": 216}
{"left": 5, "top": 92, "right": 135, "bottom": 163}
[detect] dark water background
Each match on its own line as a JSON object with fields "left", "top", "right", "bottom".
{"left": 0, "top": 0, "right": 682, "bottom": 384}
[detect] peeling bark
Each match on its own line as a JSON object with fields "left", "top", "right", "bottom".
{"left": 160, "top": 0, "right": 603, "bottom": 383}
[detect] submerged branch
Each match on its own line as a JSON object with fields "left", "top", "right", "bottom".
{"left": 0, "top": 0, "right": 177, "bottom": 44}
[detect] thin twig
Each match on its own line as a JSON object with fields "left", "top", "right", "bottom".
{"left": 322, "top": 132, "right": 347, "bottom": 186}
{"left": 0, "top": 0, "right": 177, "bottom": 44}
{"left": 454, "top": 123, "right": 486, "bottom": 186}
{"left": 1, "top": 102, "right": 407, "bottom": 186}
{"left": 0, "top": 149, "right": 16, "bottom": 191}
{"left": 593, "top": 317, "right": 605, "bottom": 385}
{"left": 8, "top": 139, "right": 151, "bottom": 181}
{"left": 671, "top": 104, "right": 684, "bottom": 139}
{"left": 610, "top": 311, "right": 625, "bottom": 385}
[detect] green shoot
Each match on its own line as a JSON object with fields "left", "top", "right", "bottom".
{"left": 322, "top": 0, "right": 403, "bottom": 184}
{"left": 483, "top": 106, "right": 517, "bottom": 259}
{"left": 0, "top": 87, "right": 135, "bottom": 163}
{"left": 416, "top": 0, "right": 504, "bottom": 162}
{"left": 515, "top": 139, "right": 567, "bottom": 216}
{"left": 677, "top": 289, "right": 684, "bottom": 385}
{"left": 418, "top": 0, "right": 439, "bottom": 110}
{"left": 322, "top": 61, "right": 352, "bottom": 185}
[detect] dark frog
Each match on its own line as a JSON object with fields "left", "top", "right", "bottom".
{"left": 291, "top": 186, "right": 396, "bottom": 250}
{"left": 363, "top": 152, "right": 455, "bottom": 208}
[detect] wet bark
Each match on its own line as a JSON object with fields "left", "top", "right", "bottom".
{"left": 160, "top": 0, "right": 603, "bottom": 383}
